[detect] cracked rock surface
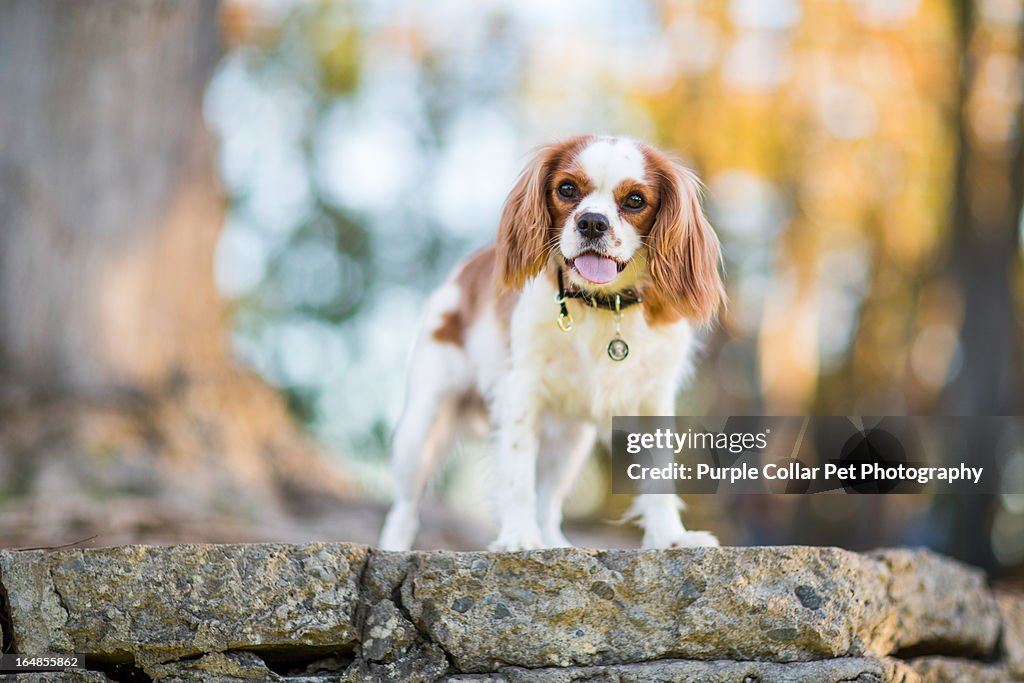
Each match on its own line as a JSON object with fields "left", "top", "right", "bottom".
{"left": 0, "top": 544, "right": 1018, "bottom": 682}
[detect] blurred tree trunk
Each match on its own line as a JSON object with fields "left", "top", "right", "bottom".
{"left": 0, "top": 0, "right": 347, "bottom": 545}
{"left": 937, "top": 0, "right": 1024, "bottom": 572}
{"left": 946, "top": 2, "right": 1022, "bottom": 416}
{"left": 0, "top": 1, "right": 226, "bottom": 390}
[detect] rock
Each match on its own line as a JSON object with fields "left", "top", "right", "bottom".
{"left": 362, "top": 600, "right": 420, "bottom": 662}
{"left": 0, "top": 544, "right": 1016, "bottom": 682}
{"left": 879, "top": 658, "right": 922, "bottom": 683}
{"left": 443, "top": 657, "right": 888, "bottom": 682}
{"left": 352, "top": 598, "right": 450, "bottom": 682}
{"left": 145, "top": 651, "right": 282, "bottom": 682}
{"left": 0, "top": 543, "right": 367, "bottom": 667}
{"left": 869, "top": 549, "right": 999, "bottom": 658}
{"left": 12, "top": 673, "right": 112, "bottom": 682}
{"left": 0, "top": 548, "right": 75, "bottom": 654}
{"left": 997, "top": 592, "right": 1024, "bottom": 678}
{"left": 904, "top": 656, "right": 1010, "bottom": 683}
{"left": 399, "top": 546, "right": 890, "bottom": 671}
{"left": 351, "top": 551, "right": 451, "bottom": 682}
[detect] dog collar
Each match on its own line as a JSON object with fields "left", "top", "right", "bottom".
{"left": 555, "top": 268, "right": 641, "bottom": 361}
{"left": 556, "top": 269, "right": 643, "bottom": 315}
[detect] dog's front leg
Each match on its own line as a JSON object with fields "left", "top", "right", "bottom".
{"left": 634, "top": 392, "right": 720, "bottom": 549}
{"left": 488, "top": 373, "right": 545, "bottom": 551}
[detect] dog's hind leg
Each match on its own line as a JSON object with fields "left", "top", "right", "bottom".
{"left": 379, "top": 339, "right": 468, "bottom": 550}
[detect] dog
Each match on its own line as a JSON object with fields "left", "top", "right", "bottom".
{"left": 378, "top": 135, "right": 724, "bottom": 551}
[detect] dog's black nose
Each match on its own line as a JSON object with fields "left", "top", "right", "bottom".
{"left": 576, "top": 212, "right": 610, "bottom": 239}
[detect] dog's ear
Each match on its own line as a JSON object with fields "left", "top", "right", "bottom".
{"left": 495, "top": 144, "right": 561, "bottom": 291}
{"left": 643, "top": 158, "right": 724, "bottom": 326}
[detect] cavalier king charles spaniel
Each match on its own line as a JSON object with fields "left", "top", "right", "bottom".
{"left": 379, "top": 135, "right": 724, "bottom": 551}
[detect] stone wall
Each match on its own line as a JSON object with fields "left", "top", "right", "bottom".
{"left": 0, "top": 544, "right": 1020, "bottom": 682}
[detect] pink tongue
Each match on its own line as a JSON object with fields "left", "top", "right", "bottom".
{"left": 573, "top": 254, "right": 619, "bottom": 284}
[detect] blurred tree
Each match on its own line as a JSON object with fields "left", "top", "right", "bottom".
{"left": 936, "top": 0, "right": 1024, "bottom": 573}
{"left": 0, "top": 0, "right": 348, "bottom": 545}
{"left": 945, "top": 0, "right": 1023, "bottom": 416}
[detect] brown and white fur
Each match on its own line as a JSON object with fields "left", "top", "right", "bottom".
{"left": 378, "top": 135, "right": 724, "bottom": 551}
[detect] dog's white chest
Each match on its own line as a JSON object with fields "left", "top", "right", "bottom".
{"left": 513, "top": 283, "right": 694, "bottom": 423}
{"left": 545, "top": 358, "right": 648, "bottom": 422}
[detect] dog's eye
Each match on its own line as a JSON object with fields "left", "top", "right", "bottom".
{"left": 557, "top": 182, "right": 578, "bottom": 199}
{"left": 622, "top": 193, "right": 645, "bottom": 210}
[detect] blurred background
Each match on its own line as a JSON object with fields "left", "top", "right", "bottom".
{"left": 1, "top": 0, "right": 1022, "bottom": 581}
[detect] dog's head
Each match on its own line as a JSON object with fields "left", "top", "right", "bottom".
{"left": 495, "top": 135, "right": 724, "bottom": 325}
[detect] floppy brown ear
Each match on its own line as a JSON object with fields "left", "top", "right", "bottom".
{"left": 643, "top": 162, "right": 725, "bottom": 325}
{"left": 494, "top": 144, "right": 560, "bottom": 291}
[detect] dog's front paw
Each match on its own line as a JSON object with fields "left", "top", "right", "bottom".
{"left": 642, "top": 529, "right": 720, "bottom": 549}
{"left": 488, "top": 528, "right": 545, "bottom": 551}
{"left": 540, "top": 528, "right": 573, "bottom": 548}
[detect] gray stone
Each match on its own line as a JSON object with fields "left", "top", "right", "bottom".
{"left": 0, "top": 548, "right": 75, "bottom": 654}
{"left": 444, "top": 657, "right": 887, "bottom": 682}
{"left": 399, "top": 547, "right": 893, "bottom": 671}
{"left": 363, "top": 600, "right": 420, "bottom": 662}
{"left": 349, "top": 551, "right": 451, "bottom": 682}
{"left": 8, "top": 674, "right": 112, "bottom": 682}
{"left": 0, "top": 544, "right": 1015, "bottom": 683}
{"left": 352, "top": 598, "right": 450, "bottom": 682}
{"left": 869, "top": 549, "right": 1000, "bottom": 658}
{"left": 145, "top": 651, "right": 282, "bottom": 682}
{"left": 905, "top": 656, "right": 1011, "bottom": 683}
{"left": 997, "top": 592, "right": 1024, "bottom": 678}
{"left": 0, "top": 543, "right": 367, "bottom": 667}
{"left": 877, "top": 658, "right": 918, "bottom": 683}
{"left": 144, "top": 651, "right": 354, "bottom": 683}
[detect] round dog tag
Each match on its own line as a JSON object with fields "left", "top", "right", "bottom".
{"left": 607, "top": 337, "right": 629, "bottom": 361}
